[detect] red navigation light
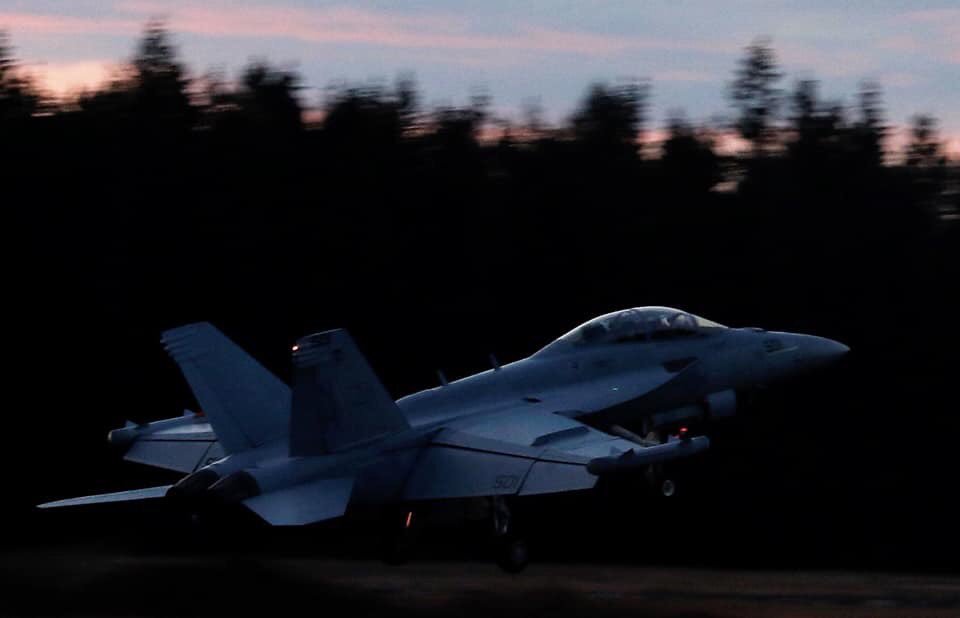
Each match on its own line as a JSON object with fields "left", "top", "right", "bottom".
{"left": 405, "top": 511, "right": 413, "bottom": 529}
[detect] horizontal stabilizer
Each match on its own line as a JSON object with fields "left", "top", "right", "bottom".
{"left": 244, "top": 477, "right": 353, "bottom": 526}
{"left": 162, "top": 323, "right": 291, "bottom": 453}
{"left": 38, "top": 485, "right": 172, "bottom": 509}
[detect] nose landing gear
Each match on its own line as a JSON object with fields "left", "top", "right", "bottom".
{"left": 641, "top": 429, "right": 682, "bottom": 498}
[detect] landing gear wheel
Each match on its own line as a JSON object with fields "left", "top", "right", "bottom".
{"left": 660, "top": 478, "right": 676, "bottom": 497}
{"left": 645, "top": 463, "right": 677, "bottom": 498}
{"left": 495, "top": 535, "right": 529, "bottom": 573}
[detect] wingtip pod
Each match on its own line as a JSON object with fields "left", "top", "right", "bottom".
{"left": 586, "top": 435, "right": 709, "bottom": 475}
{"left": 107, "top": 411, "right": 206, "bottom": 447}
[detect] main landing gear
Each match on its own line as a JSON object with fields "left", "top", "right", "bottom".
{"left": 491, "top": 496, "right": 529, "bottom": 573}
{"left": 378, "top": 498, "right": 529, "bottom": 572}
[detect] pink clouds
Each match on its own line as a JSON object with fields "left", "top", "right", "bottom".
{"left": 117, "top": 3, "right": 480, "bottom": 49}
{"left": 3, "top": 2, "right": 731, "bottom": 58}
{"left": 118, "top": 1, "right": 731, "bottom": 56}
{"left": 0, "top": 11, "right": 138, "bottom": 36}
{"left": 2, "top": 2, "right": 730, "bottom": 95}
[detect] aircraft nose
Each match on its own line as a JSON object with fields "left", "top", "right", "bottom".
{"left": 800, "top": 335, "right": 850, "bottom": 366}
{"left": 755, "top": 332, "right": 849, "bottom": 383}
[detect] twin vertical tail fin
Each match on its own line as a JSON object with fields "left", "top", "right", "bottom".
{"left": 162, "top": 323, "right": 407, "bottom": 457}
{"left": 40, "top": 325, "right": 408, "bottom": 517}
{"left": 290, "top": 329, "right": 410, "bottom": 455}
{"left": 162, "top": 323, "right": 291, "bottom": 454}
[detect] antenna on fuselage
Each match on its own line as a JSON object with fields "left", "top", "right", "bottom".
{"left": 489, "top": 353, "right": 501, "bottom": 371}
{"left": 436, "top": 369, "right": 449, "bottom": 386}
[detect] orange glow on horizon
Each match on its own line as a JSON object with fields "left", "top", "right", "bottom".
{"left": 27, "top": 60, "right": 113, "bottom": 97}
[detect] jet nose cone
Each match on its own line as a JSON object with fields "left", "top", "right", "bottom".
{"left": 805, "top": 335, "right": 850, "bottom": 365}
{"left": 756, "top": 332, "right": 849, "bottom": 382}
{"left": 829, "top": 339, "right": 851, "bottom": 357}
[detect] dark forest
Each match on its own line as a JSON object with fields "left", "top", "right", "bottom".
{"left": 4, "top": 24, "right": 959, "bottom": 571}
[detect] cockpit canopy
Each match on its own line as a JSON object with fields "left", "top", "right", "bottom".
{"left": 539, "top": 307, "right": 725, "bottom": 354}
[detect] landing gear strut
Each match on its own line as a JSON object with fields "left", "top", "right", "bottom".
{"left": 491, "top": 497, "right": 529, "bottom": 573}
{"left": 643, "top": 430, "right": 679, "bottom": 498}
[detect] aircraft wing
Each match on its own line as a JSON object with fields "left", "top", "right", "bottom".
{"left": 403, "top": 410, "right": 708, "bottom": 500}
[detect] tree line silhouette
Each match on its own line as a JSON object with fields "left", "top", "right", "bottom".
{"left": 4, "top": 24, "right": 959, "bottom": 568}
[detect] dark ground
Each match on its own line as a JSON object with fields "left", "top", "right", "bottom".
{"left": 3, "top": 548, "right": 959, "bottom": 618}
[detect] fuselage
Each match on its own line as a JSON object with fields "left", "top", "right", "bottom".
{"left": 398, "top": 315, "right": 848, "bottom": 432}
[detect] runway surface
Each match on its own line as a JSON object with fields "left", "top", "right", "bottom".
{"left": 2, "top": 549, "right": 959, "bottom": 617}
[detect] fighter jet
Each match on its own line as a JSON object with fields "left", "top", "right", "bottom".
{"left": 39, "top": 307, "right": 848, "bottom": 571}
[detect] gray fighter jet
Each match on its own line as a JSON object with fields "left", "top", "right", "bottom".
{"left": 40, "top": 307, "right": 848, "bottom": 571}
